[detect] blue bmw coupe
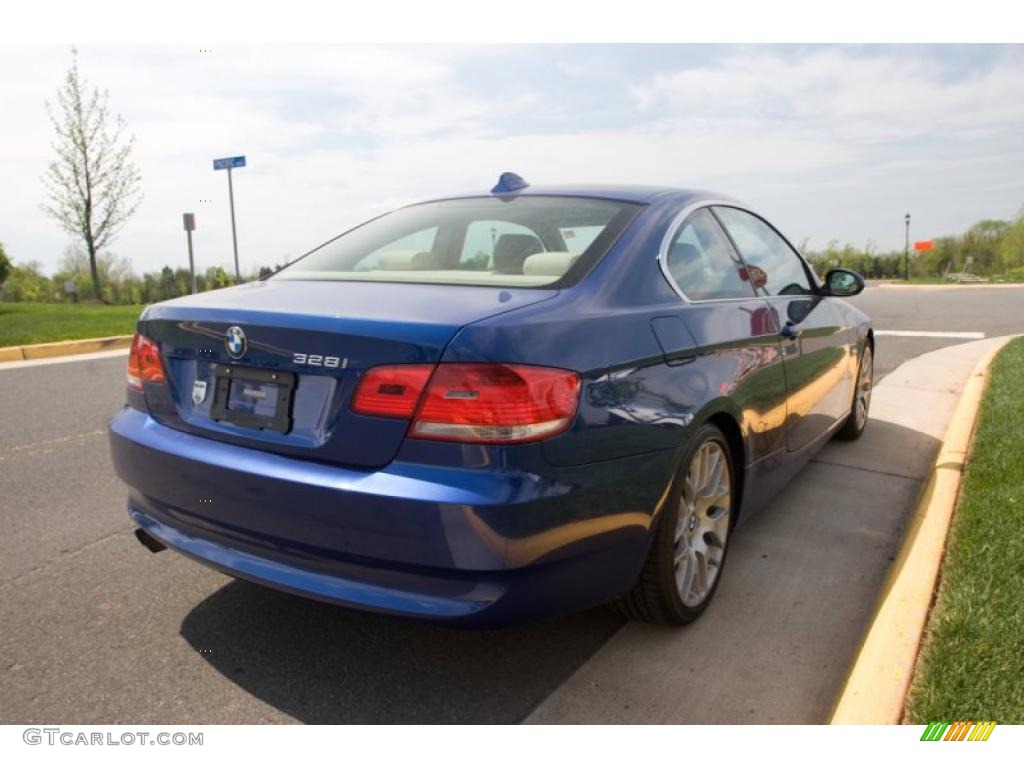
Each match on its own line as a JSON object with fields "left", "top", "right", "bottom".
{"left": 109, "top": 173, "right": 873, "bottom": 627}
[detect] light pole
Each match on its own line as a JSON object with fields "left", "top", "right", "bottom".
{"left": 183, "top": 213, "right": 197, "bottom": 294}
{"left": 904, "top": 212, "right": 911, "bottom": 281}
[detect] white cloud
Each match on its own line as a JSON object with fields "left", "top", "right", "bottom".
{"left": 1, "top": 44, "right": 1022, "bottom": 280}
{"left": 632, "top": 47, "right": 1024, "bottom": 144}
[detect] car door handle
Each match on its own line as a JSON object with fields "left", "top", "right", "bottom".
{"left": 780, "top": 322, "right": 802, "bottom": 339}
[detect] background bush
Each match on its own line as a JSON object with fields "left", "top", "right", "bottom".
{"left": 2, "top": 208, "right": 1023, "bottom": 304}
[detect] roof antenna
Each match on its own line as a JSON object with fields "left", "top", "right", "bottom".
{"left": 491, "top": 172, "right": 529, "bottom": 195}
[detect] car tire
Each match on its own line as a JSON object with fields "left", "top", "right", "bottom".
{"left": 835, "top": 342, "right": 873, "bottom": 441}
{"left": 612, "top": 423, "right": 736, "bottom": 625}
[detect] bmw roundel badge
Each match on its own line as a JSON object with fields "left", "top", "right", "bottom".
{"left": 225, "top": 326, "right": 247, "bottom": 359}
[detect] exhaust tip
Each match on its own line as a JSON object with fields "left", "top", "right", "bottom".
{"left": 134, "top": 527, "right": 167, "bottom": 553}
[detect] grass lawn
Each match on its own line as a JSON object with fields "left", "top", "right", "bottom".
{"left": 0, "top": 302, "right": 143, "bottom": 347}
{"left": 905, "top": 336, "right": 1024, "bottom": 723}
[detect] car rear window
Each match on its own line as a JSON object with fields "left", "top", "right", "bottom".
{"left": 274, "top": 196, "right": 640, "bottom": 288}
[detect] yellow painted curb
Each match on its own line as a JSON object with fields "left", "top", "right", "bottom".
{"left": 829, "top": 338, "right": 1013, "bottom": 724}
{"left": 0, "top": 334, "right": 133, "bottom": 362}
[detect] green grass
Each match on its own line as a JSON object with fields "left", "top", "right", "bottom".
{"left": 0, "top": 302, "right": 143, "bottom": 346}
{"left": 905, "top": 337, "right": 1024, "bottom": 724}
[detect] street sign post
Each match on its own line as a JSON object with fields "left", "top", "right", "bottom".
{"left": 213, "top": 156, "right": 246, "bottom": 171}
{"left": 213, "top": 155, "right": 246, "bottom": 281}
{"left": 183, "top": 212, "right": 197, "bottom": 294}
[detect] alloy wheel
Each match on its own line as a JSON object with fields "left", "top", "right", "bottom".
{"left": 855, "top": 346, "right": 874, "bottom": 430}
{"left": 674, "top": 439, "right": 732, "bottom": 607}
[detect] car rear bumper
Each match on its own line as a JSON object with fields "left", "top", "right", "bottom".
{"left": 109, "top": 407, "right": 674, "bottom": 626}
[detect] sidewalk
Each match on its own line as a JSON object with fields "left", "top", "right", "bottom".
{"left": 871, "top": 281, "right": 1024, "bottom": 291}
{"left": 525, "top": 337, "right": 1011, "bottom": 724}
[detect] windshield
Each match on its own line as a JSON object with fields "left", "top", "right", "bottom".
{"left": 274, "top": 196, "right": 640, "bottom": 288}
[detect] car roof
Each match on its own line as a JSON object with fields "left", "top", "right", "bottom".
{"left": 424, "top": 183, "right": 738, "bottom": 207}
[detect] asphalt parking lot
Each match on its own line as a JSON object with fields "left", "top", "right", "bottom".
{"left": 1, "top": 284, "right": 1021, "bottom": 724}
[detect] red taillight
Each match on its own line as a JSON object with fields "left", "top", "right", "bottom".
{"left": 351, "top": 364, "right": 435, "bottom": 419}
{"left": 126, "top": 332, "right": 166, "bottom": 391}
{"left": 352, "top": 363, "right": 581, "bottom": 443}
{"left": 413, "top": 363, "right": 580, "bottom": 443}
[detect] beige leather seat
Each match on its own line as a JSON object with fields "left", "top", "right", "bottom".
{"left": 522, "top": 251, "right": 579, "bottom": 277}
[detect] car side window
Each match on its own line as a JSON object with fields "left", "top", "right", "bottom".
{"left": 559, "top": 226, "right": 603, "bottom": 255}
{"left": 712, "top": 207, "right": 813, "bottom": 296}
{"left": 665, "top": 208, "right": 756, "bottom": 300}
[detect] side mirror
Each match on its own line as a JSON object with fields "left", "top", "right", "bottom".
{"left": 823, "top": 268, "right": 865, "bottom": 297}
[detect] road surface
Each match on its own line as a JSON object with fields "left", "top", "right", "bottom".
{"left": 1, "top": 284, "right": 1019, "bottom": 723}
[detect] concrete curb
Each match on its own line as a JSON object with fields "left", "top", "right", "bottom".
{"left": 829, "top": 336, "right": 1014, "bottom": 724}
{"left": 871, "top": 282, "right": 1024, "bottom": 291}
{"left": 0, "top": 334, "right": 133, "bottom": 362}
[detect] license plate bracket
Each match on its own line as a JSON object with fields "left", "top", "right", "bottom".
{"left": 210, "top": 364, "right": 296, "bottom": 434}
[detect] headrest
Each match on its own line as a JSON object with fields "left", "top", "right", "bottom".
{"left": 493, "top": 234, "right": 544, "bottom": 274}
{"left": 522, "top": 251, "right": 578, "bottom": 276}
{"left": 411, "top": 251, "right": 445, "bottom": 269}
{"left": 376, "top": 250, "right": 418, "bottom": 269}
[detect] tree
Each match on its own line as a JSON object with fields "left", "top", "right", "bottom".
{"left": 158, "top": 266, "right": 178, "bottom": 301}
{"left": 997, "top": 208, "right": 1024, "bottom": 274}
{"left": 205, "top": 266, "right": 233, "bottom": 290}
{"left": 0, "top": 241, "right": 11, "bottom": 286}
{"left": 41, "top": 49, "right": 142, "bottom": 302}
{"left": 0, "top": 261, "right": 51, "bottom": 302}
{"left": 55, "top": 243, "right": 136, "bottom": 302}
{"left": 58, "top": 242, "right": 90, "bottom": 275}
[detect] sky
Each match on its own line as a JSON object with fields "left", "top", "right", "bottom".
{"left": 1, "top": 44, "right": 1022, "bottom": 277}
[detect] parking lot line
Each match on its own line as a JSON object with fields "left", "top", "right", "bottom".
{"left": 0, "top": 428, "right": 106, "bottom": 461}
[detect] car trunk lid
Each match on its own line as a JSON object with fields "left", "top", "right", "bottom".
{"left": 139, "top": 279, "right": 555, "bottom": 467}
